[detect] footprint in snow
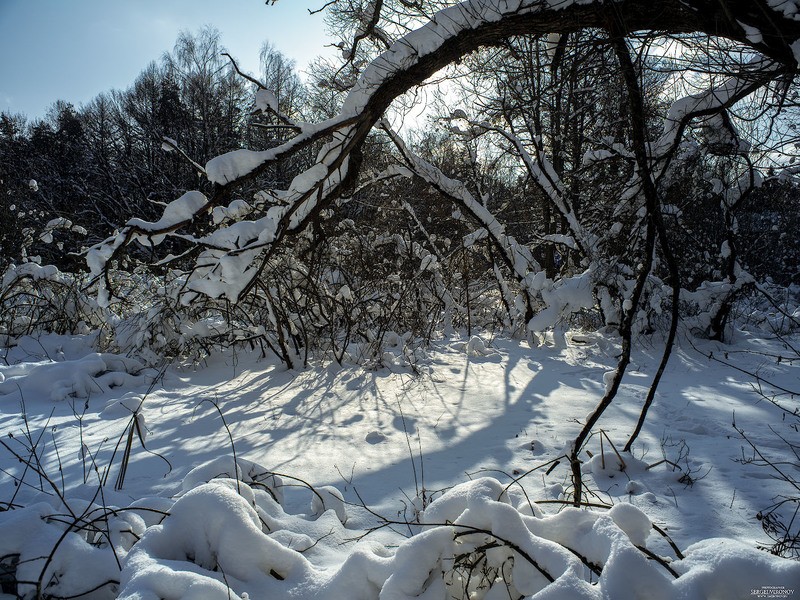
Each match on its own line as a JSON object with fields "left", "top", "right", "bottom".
{"left": 365, "top": 431, "right": 387, "bottom": 444}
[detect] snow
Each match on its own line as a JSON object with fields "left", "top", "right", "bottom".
{"left": 1, "top": 262, "right": 68, "bottom": 289}
{"left": 206, "top": 149, "right": 275, "bottom": 185}
{"left": 768, "top": 0, "right": 800, "bottom": 18}
{"left": 0, "top": 352, "right": 146, "bottom": 401}
{"left": 211, "top": 198, "right": 251, "bottom": 224}
{"left": 310, "top": 485, "right": 347, "bottom": 524}
{"left": 675, "top": 538, "right": 800, "bottom": 596}
{"left": 162, "top": 136, "right": 178, "bottom": 152}
{"left": 255, "top": 88, "right": 279, "bottom": 113}
{"left": 581, "top": 148, "right": 615, "bottom": 166}
{"left": 0, "top": 330, "right": 798, "bottom": 598}
{"left": 127, "top": 190, "right": 209, "bottom": 242}
{"left": 6, "top": 1, "right": 800, "bottom": 593}
{"left": 607, "top": 502, "right": 652, "bottom": 547}
{"left": 546, "top": 32, "right": 561, "bottom": 59}
{"left": 656, "top": 57, "right": 779, "bottom": 161}
{"left": 39, "top": 217, "right": 86, "bottom": 243}
{"left": 527, "top": 270, "right": 596, "bottom": 333}
{"left": 737, "top": 20, "right": 765, "bottom": 44}
{"left": 383, "top": 124, "right": 542, "bottom": 289}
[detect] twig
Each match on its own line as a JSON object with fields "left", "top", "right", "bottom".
{"left": 201, "top": 397, "right": 241, "bottom": 495}
{"left": 160, "top": 137, "right": 207, "bottom": 175}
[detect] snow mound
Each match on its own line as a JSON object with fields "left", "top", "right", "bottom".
{"left": 119, "top": 476, "right": 800, "bottom": 599}
{"left": 311, "top": 485, "right": 347, "bottom": 524}
{"left": 122, "top": 481, "right": 313, "bottom": 599}
{"left": 0, "top": 499, "right": 143, "bottom": 600}
{"left": 181, "top": 456, "right": 285, "bottom": 505}
{"left": 452, "top": 335, "right": 497, "bottom": 357}
{"left": 1, "top": 472, "right": 797, "bottom": 599}
{"left": 0, "top": 353, "right": 147, "bottom": 402}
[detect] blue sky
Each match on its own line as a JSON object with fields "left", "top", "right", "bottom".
{"left": 0, "top": 1, "right": 331, "bottom": 120}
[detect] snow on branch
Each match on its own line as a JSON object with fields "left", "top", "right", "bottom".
{"left": 85, "top": 0, "right": 800, "bottom": 306}
{"left": 463, "top": 117, "right": 597, "bottom": 256}
{"left": 654, "top": 58, "right": 782, "bottom": 170}
{"left": 382, "top": 122, "right": 540, "bottom": 285}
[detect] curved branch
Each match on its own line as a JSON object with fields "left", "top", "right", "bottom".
{"left": 88, "top": 0, "right": 800, "bottom": 304}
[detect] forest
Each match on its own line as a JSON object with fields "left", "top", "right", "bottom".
{"left": 0, "top": 1, "right": 799, "bottom": 598}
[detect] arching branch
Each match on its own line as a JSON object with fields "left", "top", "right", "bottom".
{"left": 87, "top": 0, "right": 800, "bottom": 304}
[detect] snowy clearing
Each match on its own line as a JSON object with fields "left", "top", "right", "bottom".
{"left": 0, "top": 330, "right": 798, "bottom": 598}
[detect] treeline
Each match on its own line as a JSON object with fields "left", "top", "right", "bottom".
{"left": 0, "top": 28, "right": 312, "bottom": 269}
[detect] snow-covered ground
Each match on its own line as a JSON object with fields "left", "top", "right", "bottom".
{"left": 0, "top": 330, "right": 798, "bottom": 598}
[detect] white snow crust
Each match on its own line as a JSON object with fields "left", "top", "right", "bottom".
{"left": 1, "top": 332, "right": 798, "bottom": 598}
